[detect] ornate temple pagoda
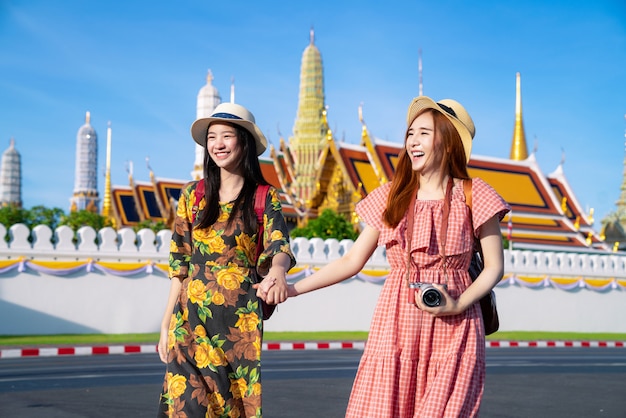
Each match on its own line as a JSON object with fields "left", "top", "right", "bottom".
{"left": 96, "top": 31, "right": 618, "bottom": 253}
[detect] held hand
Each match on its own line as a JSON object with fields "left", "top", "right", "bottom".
{"left": 265, "top": 273, "right": 288, "bottom": 304}
{"left": 414, "top": 284, "right": 462, "bottom": 316}
{"left": 253, "top": 277, "right": 276, "bottom": 301}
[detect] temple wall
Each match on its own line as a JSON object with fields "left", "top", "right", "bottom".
{"left": 0, "top": 224, "right": 625, "bottom": 336}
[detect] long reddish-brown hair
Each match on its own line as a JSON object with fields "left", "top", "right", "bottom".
{"left": 383, "top": 109, "right": 470, "bottom": 227}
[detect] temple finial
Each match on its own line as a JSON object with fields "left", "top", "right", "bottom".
{"left": 310, "top": 27, "right": 315, "bottom": 44}
{"left": 358, "top": 102, "right": 365, "bottom": 125}
{"left": 85, "top": 111, "right": 90, "bottom": 124}
{"left": 418, "top": 48, "right": 423, "bottom": 96}
{"left": 510, "top": 72, "right": 529, "bottom": 160}
{"left": 102, "top": 121, "right": 113, "bottom": 220}
{"left": 206, "top": 69, "right": 213, "bottom": 84}
{"left": 230, "top": 76, "right": 235, "bottom": 103}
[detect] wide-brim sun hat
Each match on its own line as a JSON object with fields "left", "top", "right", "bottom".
{"left": 191, "top": 102, "right": 268, "bottom": 156}
{"left": 406, "top": 96, "right": 475, "bottom": 162}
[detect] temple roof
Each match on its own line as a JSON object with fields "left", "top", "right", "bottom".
{"left": 110, "top": 158, "right": 298, "bottom": 227}
{"left": 105, "top": 39, "right": 610, "bottom": 253}
{"left": 323, "top": 133, "right": 608, "bottom": 251}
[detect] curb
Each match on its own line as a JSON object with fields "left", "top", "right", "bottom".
{"left": 0, "top": 340, "right": 624, "bottom": 359}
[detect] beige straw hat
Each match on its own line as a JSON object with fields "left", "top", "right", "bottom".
{"left": 406, "top": 96, "right": 475, "bottom": 162}
{"left": 191, "top": 102, "right": 267, "bottom": 156}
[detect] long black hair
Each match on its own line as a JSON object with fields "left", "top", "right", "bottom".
{"left": 196, "top": 123, "right": 269, "bottom": 233}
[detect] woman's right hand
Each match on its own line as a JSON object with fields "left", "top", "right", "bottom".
{"left": 157, "top": 327, "right": 169, "bottom": 363}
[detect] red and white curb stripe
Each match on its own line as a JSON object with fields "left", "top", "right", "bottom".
{"left": 0, "top": 340, "right": 624, "bottom": 359}
{"left": 0, "top": 344, "right": 157, "bottom": 359}
{"left": 486, "top": 340, "right": 626, "bottom": 348}
{"left": 263, "top": 341, "right": 365, "bottom": 351}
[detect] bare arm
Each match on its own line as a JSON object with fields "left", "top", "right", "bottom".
{"left": 263, "top": 252, "right": 292, "bottom": 304}
{"left": 290, "top": 225, "right": 380, "bottom": 296}
{"left": 158, "top": 277, "right": 183, "bottom": 363}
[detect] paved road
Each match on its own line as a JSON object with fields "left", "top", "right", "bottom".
{"left": 0, "top": 347, "right": 625, "bottom": 417}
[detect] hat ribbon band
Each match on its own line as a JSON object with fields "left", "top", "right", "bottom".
{"left": 437, "top": 103, "right": 457, "bottom": 118}
{"left": 211, "top": 112, "right": 243, "bottom": 120}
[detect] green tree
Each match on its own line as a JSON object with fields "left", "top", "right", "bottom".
{"left": 26, "top": 205, "right": 65, "bottom": 231}
{"left": 59, "top": 210, "right": 112, "bottom": 232}
{"left": 290, "top": 209, "right": 358, "bottom": 240}
{"left": 134, "top": 219, "right": 168, "bottom": 234}
{"left": 0, "top": 204, "right": 28, "bottom": 228}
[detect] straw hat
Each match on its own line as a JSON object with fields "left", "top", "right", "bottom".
{"left": 406, "top": 96, "right": 475, "bottom": 162}
{"left": 191, "top": 102, "right": 267, "bottom": 156}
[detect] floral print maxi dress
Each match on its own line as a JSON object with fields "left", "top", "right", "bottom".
{"left": 346, "top": 178, "right": 509, "bottom": 418}
{"left": 158, "top": 181, "right": 295, "bottom": 418}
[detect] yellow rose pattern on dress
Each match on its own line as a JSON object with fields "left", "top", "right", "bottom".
{"left": 159, "top": 181, "right": 295, "bottom": 418}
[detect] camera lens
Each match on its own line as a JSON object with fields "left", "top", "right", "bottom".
{"left": 422, "top": 287, "right": 442, "bottom": 307}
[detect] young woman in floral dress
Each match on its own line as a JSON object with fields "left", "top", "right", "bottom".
{"left": 157, "top": 103, "right": 295, "bottom": 418}
{"left": 262, "top": 96, "right": 510, "bottom": 417}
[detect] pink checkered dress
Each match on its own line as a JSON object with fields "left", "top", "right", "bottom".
{"left": 346, "top": 178, "right": 509, "bottom": 418}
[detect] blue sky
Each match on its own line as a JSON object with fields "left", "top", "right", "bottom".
{"left": 0, "top": 0, "right": 625, "bottom": 228}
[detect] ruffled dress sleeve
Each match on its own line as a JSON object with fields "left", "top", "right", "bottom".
{"left": 168, "top": 181, "right": 196, "bottom": 280}
{"left": 256, "top": 186, "right": 297, "bottom": 276}
{"left": 470, "top": 177, "right": 511, "bottom": 237}
{"left": 355, "top": 183, "right": 405, "bottom": 247}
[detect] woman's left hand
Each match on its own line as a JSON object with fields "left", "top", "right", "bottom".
{"left": 414, "top": 284, "right": 463, "bottom": 316}
{"left": 254, "top": 277, "right": 276, "bottom": 301}
{"left": 263, "top": 267, "right": 289, "bottom": 304}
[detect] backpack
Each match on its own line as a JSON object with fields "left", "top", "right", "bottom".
{"left": 191, "top": 180, "right": 275, "bottom": 320}
{"left": 462, "top": 179, "right": 499, "bottom": 335}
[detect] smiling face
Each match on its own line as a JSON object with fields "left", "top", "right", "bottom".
{"left": 405, "top": 111, "right": 442, "bottom": 175}
{"left": 206, "top": 122, "right": 243, "bottom": 174}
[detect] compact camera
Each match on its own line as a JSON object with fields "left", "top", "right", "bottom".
{"left": 408, "top": 282, "right": 447, "bottom": 307}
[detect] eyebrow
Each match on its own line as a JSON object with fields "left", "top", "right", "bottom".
{"left": 208, "top": 128, "right": 237, "bottom": 135}
{"left": 409, "top": 126, "right": 433, "bottom": 132}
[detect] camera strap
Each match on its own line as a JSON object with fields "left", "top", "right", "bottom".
{"left": 440, "top": 177, "right": 454, "bottom": 285}
{"left": 405, "top": 186, "right": 418, "bottom": 290}
{"left": 405, "top": 177, "right": 454, "bottom": 290}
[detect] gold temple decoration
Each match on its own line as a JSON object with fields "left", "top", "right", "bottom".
{"left": 101, "top": 122, "right": 116, "bottom": 228}
{"left": 510, "top": 72, "right": 529, "bottom": 161}
{"left": 359, "top": 103, "right": 387, "bottom": 185}
{"left": 289, "top": 28, "right": 327, "bottom": 205}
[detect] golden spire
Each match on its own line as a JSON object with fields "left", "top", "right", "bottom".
{"left": 101, "top": 122, "right": 115, "bottom": 227}
{"left": 510, "top": 72, "right": 528, "bottom": 160}
{"left": 85, "top": 111, "right": 91, "bottom": 125}
{"left": 290, "top": 30, "right": 326, "bottom": 203}
{"left": 616, "top": 114, "right": 626, "bottom": 215}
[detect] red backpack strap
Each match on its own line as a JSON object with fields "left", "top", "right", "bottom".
{"left": 462, "top": 178, "right": 472, "bottom": 212}
{"left": 254, "top": 184, "right": 271, "bottom": 260}
{"left": 463, "top": 178, "right": 480, "bottom": 249}
{"left": 191, "top": 180, "right": 205, "bottom": 224}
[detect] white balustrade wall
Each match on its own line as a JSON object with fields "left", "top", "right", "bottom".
{"left": 0, "top": 223, "right": 625, "bottom": 336}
